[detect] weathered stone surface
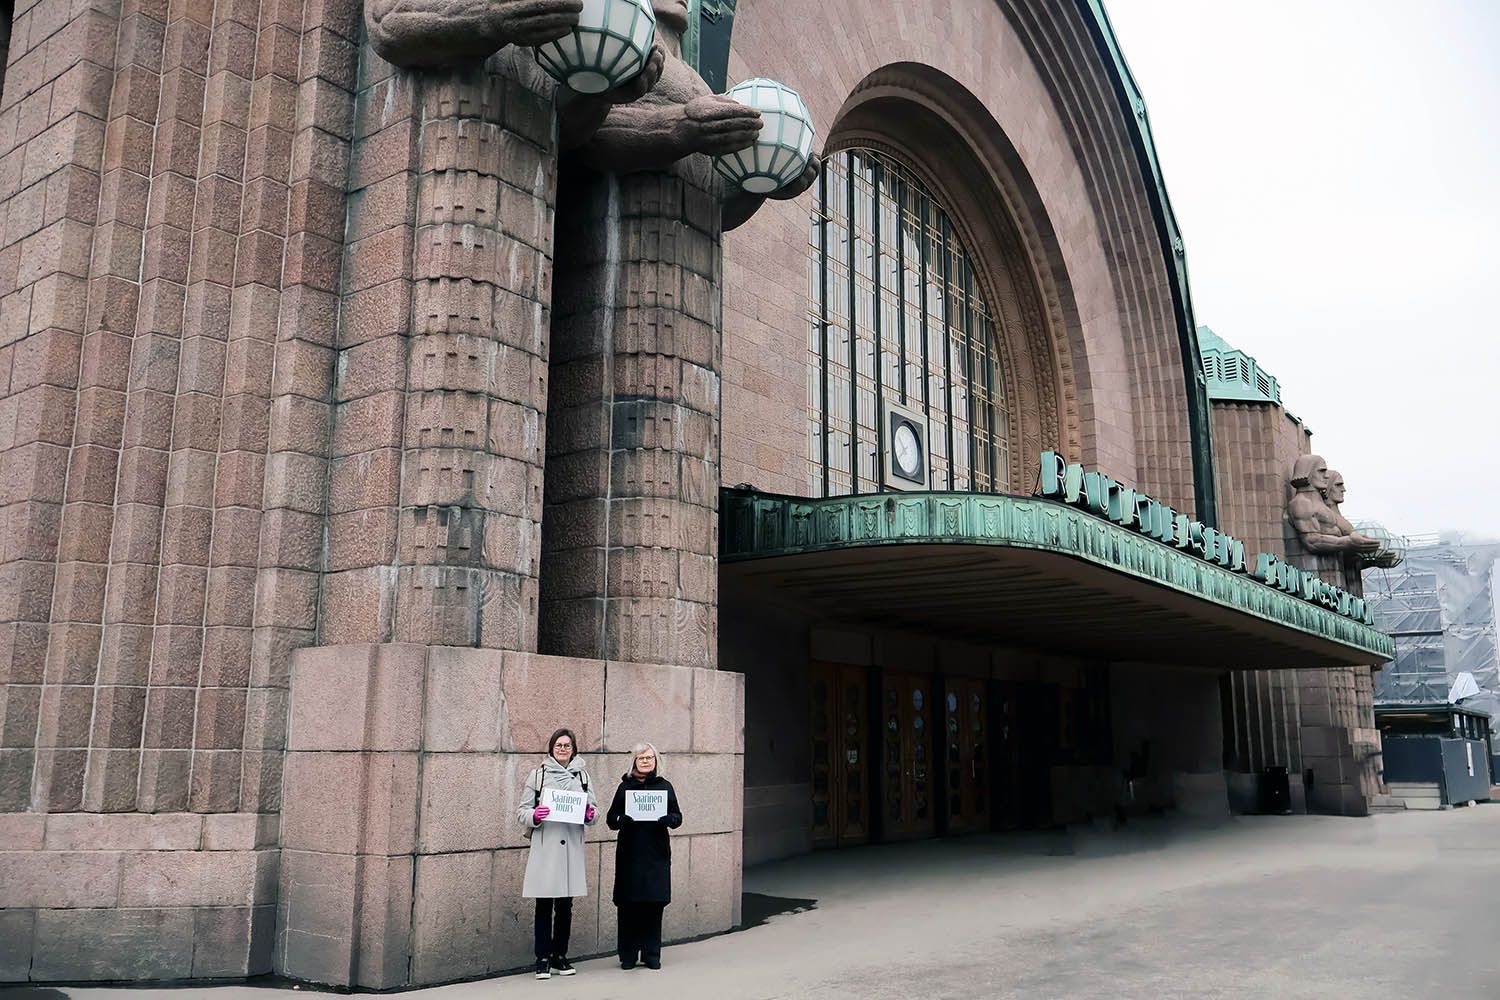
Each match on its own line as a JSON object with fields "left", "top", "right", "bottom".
{"left": 191, "top": 906, "right": 259, "bottom": 978}
{"left": 603, "top": 658, "right": 693, "bottom": 753}
{"left": 280, "top": 750, "right": 418, "bottom": 854}
{"left": 595, "top": 840, "right": 618, "bottom": 954}
{"left": 411, "top": 851, "right": 493, "bottom": 984}
{"left": 674, "top": 831, "right": 737, "bottom": 940}
{"left": 668, "top": 753, "right": 742, "bottom": 837}
{"left": 43, "top": 811, "right": 202, "bottom": 850}
{"left": 354, "top": 854, "right": 414, "bottom": 989}
{"left": 0, "top": 849, "right": 121, "bottom": 908}
{"left": 277, "top": 849, "right": 357, "bottom": 986}
{"left": 692, "top": 667, "right": 745, "bottom": 754}
{"left": 489, "top": 844, "right": 535, "bottom": 973}
{"left": 416, "top": 752, "right": 508, "bottom": 853}
{"left": 118, "top": 849, "right": 262, "bottom": 907}
{"left": 31, "top": 907, "right": 196, "bottom": 981}
{"left": 0, "top": 813, "right": 45, "bottom": 849}
{"left": 287, "top": 643, "right": 425, "bottom": 751}
{"left": 0, "top": 908, "right": 36, "bottom": 981}
{"left": 202, "top": 812, "right": 273, "bottom": 850}
{"left": 424, "top": 645, "right": 503, "bottom": 752}
{"left": 500, "top": 651, "right": 604, "bottom": 753}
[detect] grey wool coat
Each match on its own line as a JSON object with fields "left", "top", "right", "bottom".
{"left": 517, "top": 755, "right": 598, "bottom": 899}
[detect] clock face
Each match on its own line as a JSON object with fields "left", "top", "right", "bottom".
{"left": 893, "top": 423, "right": 922, "bottom": 479}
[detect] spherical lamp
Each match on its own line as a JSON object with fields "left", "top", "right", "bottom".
{"left": 714, "top": 78, "right": 816, "bottom": 195}
{"left": 534, "top": 0, "right": 656, "bottom": 95}
{"left": 1354, "top": 521, "right": 1407, "bottom": 568}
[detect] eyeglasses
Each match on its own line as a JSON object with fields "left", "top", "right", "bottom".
{"left": 554, "top": 742, "right": 574, "bottom": 749}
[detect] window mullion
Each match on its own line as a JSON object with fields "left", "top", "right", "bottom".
{"left": 818, "top": 162, "right": 831, "bottom": 498}
{"left": 939, "top": 217, "right": 955, "bottom": 492}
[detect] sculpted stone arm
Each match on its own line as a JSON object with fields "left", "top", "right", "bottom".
{"left": 365, "top": 0, "right": 583, "bottom": 69}
{"left": 1289, "top": 499, "right": 1380, "bottom": 553}
{"left": 580, "top": 90, "right": 763, "bottom": 174}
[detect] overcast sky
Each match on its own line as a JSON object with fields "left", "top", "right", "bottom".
{"left": 1105, "top": 1, "right": 1500, "bottom": 540}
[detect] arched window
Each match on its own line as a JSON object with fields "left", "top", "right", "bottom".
{"left": 807, "top": 149, "right": 1010, "bottom": 497}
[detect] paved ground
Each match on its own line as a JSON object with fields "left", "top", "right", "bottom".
{"left": 11, "top": 806, "right": 1500, "bottom": 1000}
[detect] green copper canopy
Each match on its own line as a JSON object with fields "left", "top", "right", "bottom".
{"left": 722, "top": 488, "right": 1395, "bottom": 667}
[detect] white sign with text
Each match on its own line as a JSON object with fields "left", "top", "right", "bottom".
{"left": 540, "top": 786, "right": 587, "bottom": 825}
{"left": 625, "top": 789, "right": 668, "bottom": 821}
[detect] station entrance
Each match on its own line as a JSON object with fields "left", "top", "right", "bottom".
{"left": 809, "top": 663, "right": 1090, "bottom": 847}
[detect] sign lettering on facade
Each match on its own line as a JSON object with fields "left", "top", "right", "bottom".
{"left": 1040, "top": 452, "right": 1373, "bottom": 625}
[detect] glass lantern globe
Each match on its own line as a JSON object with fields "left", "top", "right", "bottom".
{"left": 1354, "top": 521, "right": 1407, "bottom": 568}
{"left": 534, "top": 0, "right": 656, "bottom": 96}
{"left": 714, "top": 78, "right": 816, "bottom": 195}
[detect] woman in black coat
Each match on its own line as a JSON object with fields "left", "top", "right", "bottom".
{"left": 605, "top": 741, "right": 682, "bottom": 970}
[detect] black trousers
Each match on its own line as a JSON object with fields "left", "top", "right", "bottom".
{"left": 616, "top": 901, "right": 666, "bottom": 963}
{"left": 533, "top": 897, "right": 573, "bottom": 960}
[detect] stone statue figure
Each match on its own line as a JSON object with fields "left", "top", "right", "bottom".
{"left": 364, "top": 0, "right": 667, "bottom": 149}
{"left": 576, "top": 0, "right": 820, "bottom": 228}
{"left": 1287, "top": 454, "right": 1380, "bottom": 555}
{"left": 1325, "top": 470, "right": 1356, "bottom": 534}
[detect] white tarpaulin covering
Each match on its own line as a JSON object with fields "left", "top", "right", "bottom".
{"left": 1364, "top": 537, "right": 1500, "bottom": 735}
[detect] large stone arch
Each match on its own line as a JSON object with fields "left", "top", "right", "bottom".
{"left": 721, "top": 0, "right": 1209, "bottom": 516}
{"left": 827, "top": 62, "right": 1086, "bottom": 491}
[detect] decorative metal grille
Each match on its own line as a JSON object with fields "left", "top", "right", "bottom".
{"left": 806, "top": 149, "right": 1009, "bottom": 497}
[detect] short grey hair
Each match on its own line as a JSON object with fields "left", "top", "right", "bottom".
{"left": 631, "top": 742, "right": 660, "bottom": 776}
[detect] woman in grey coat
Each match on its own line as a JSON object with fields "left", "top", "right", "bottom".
{"left": 516, "top": 727, "right": 597, "bottom": 980}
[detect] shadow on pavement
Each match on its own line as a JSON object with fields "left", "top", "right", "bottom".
{"left": 740, "top": 891, "right": 818, "bottom": 929}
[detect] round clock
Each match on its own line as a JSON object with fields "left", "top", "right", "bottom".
{"left": 893, "top": 422, "right": 922, "bottom": 479}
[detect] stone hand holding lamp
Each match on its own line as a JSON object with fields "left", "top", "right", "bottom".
{"left": 365, "top": 0, "right": 669, "bottom": 142}
{"left": 576, "top": 0, "right": 820, "bottom": 226}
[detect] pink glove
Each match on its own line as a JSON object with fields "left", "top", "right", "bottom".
{"left": 532, "top": 805, "right": 550, "bottom": 823}
{"left": 585, "top": 804, "right": 596, "bottom": 822}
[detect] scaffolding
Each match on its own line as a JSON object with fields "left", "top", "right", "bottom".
{"left": 1363, "top": 534, "right": 1500, "bottom": 727}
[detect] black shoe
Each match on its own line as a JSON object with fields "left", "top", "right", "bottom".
{"left": 534, "top": 958, "right": 551, "bottom": 980}
{"left": 551, "top": 955, "right": 576, "bottom": 976}
{"left": 620, "top": 960, "right": 637, "bottom": 970}
{"left": 643, "top": 956, "right": 661, "bottom": 970}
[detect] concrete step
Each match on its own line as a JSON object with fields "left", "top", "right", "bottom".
{"left": 1387, "top": 782, "right": 1443, "bottom": 810}
{"left": 1368, "top": 793, "right": 1406, "bottom": 813}
{"left": 1387, "top": 782, "right": 1441, "bottom": 797}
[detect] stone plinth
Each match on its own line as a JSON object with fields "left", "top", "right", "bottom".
{"left": 0, "top": 811, "right": 279, "bottom": 981}
{"left": 276, "top": 642, "right": 743, "bottom": 989}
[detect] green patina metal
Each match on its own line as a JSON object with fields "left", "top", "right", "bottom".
{"left": 1078, "top": 0, "right": 1218, "bottom": 528}
{"left": 722, "top": 488, "right": 1396, "bottom": 663}
{"left": 684, "top": 0, "right": 736, "bottom": 93}
{"left": 1198, "top": 325, "right": 1282, "bottom": 405}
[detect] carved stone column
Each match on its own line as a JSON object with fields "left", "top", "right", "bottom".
{"left": 321, "top": 53, "right": 556, "bottom": 651}
{"left": 541, "top": 163, "right": 721, "bottom": 668}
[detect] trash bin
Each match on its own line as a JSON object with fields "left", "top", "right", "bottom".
{"left": 1258, "top": 765, "right": 1291, "bottom": 815}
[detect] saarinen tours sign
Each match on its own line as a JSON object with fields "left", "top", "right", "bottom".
{"left": 1039, "top": 452, "right": 1372, "bottom": 625}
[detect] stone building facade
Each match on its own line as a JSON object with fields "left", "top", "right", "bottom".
{"left": 0, "top": 0, "right": 1391, "bottom": 987}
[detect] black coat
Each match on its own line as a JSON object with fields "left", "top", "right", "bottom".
{"left": 606, "top": 773, "right": 683, "bottom": 904}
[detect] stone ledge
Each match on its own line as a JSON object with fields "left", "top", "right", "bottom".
{"left": 285, "top": 643, "right": 745, "bottom": 757}
{"left": 0, "top": 846, "right": 279, "bottom": 910}
{"left": 0, "top": 812, "right": 279, "bottom": 852}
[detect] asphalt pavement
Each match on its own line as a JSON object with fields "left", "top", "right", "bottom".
{"left": 11, "top": 805, "right": 1500, "bottom": 1000}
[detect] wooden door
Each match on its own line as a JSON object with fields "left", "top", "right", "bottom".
{"left": 943, "top": 677, "right": 990, "bottom": 834}
{"left": 810, "top": 662, "right": 869, "bottom": 847}
{"left": 880, "top": 670, "right": 935, "bottom": 839}
{"left": 989, "top": 682, "right": 1021, "bottom": 829}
